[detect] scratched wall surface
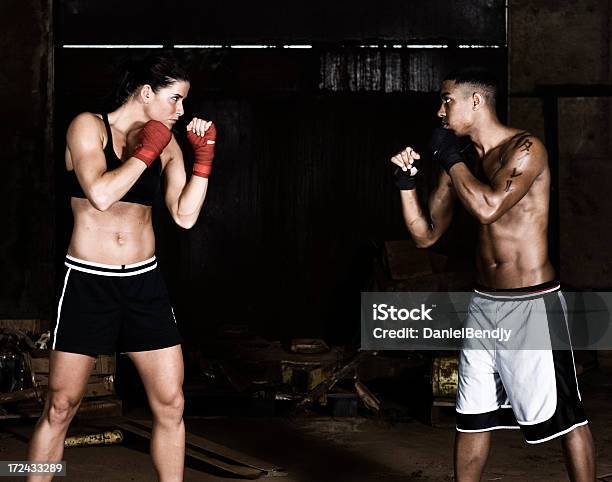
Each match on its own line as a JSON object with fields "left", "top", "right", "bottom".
{"left": 55, "top": 47, "right": 491, "bottom": 339}
{"left": 320, "top": 49, "right": 505, "bottom": 92}
{"left": 7, "top": 0, "right": 506, "bottom": 334}
{"left": 509, "top": 0, "right": 612, "bottom": 288}
{"left": 0, "top": 0, "right": 53, "bottom": 318}
{"left": 8, "top": 0, "right": 610, "bottom": 331}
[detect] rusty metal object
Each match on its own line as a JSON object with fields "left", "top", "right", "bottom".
{"left": 354, "top": 380, "right": 380, "bottom": 413}
{"left": 294, "top": 351, "right": 371, "bottom": 409}
{"left": 281, "top": 361, "right": 335, "bottom": 392}
{"left": 0, "top": 387, "right": 39, "bottom": 404}
{"left": 290, "top": 339, "right": 329, "bottom": 354}
{"left": 34, "top": 332, "right": 50, "bottom": 350}
{"left": 274, "top": 392, "right": 302, "bottom": 401}
{"left": 64, "top": 430, "right": 123, "bottom": 448}
{"left": 431, "top": 356, "right": 458, "bottom": 398}
{"left": 137, "top": 419, "right": 286, "bottom": 477}
{"left": 117, "top": 419, "right": 286, "bottom": 478}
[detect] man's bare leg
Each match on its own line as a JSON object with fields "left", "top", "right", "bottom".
{"left": 27, "top": 351, "right": 95, "bottom": 482}
{"left": 561, "top": 424, "right": 595, "bottom": 482}
{"left": 454, "top": 431, "right": 491, "bottom": 482}
{"left": 128, "top": 345, "right": 185, "bottom": 482}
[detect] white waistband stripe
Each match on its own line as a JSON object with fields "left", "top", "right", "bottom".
{"left": 64, "top": 262, "right": 158, "bottom": 277}
{"left": 65, "top": 254, "right": 156, "bottom": 270}
{"left": 474, "top": 285, "right": 561, "bottom": 299}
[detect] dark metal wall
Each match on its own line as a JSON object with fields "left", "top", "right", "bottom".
{"left": 5, "top": 0, "right": 507, "bottom": 340}
{"left": 55, "top": 45, "right": 504, "bottom": 341}
{"left": 509, "top": 0, "right": 612, "bottom": 289}
{"left": 57, "top": 0, "right": 505, "bottom": 44}
{"left": 0, "top": 0, "right": 53, "bottom": 318}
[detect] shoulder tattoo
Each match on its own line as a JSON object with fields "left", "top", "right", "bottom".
{"left": 502, "top": 133, "right": 535, "bottom": 192}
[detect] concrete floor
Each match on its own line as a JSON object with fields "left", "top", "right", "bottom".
{"left": 1, "top": 368, "right": 611, "bottom": 482}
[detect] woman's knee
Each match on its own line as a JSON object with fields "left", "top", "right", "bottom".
{"left": 151, "top": 389, "right": 184, "bottom": 423}
{"left": 44, "top": 394, "right": 81, "bottom": 426}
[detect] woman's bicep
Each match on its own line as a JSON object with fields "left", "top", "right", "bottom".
{"left": 66, "top": 114, "right": 107, "bottom": 190}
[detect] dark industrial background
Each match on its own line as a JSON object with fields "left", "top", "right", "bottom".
{"left": 1, "top": 1, "right": 612, "bottom": 480}
{"left": 3, "top": 0, "right": 611, "bottom": 337}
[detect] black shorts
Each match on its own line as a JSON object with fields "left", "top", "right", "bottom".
{"left": 51, "top": 255, "right": 183, "bottom": 357}
{"left": 456, "top": 281, "right": 587, "bottom": 444}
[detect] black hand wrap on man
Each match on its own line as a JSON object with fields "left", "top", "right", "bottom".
{"left": 428, "top": 127, "right": 465, "bottom": 174}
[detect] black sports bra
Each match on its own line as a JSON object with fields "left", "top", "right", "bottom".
{"left": 68, "top": 113, "right": 161, "bottom": 206}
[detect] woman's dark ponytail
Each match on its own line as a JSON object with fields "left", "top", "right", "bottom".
{"left": 113, "top": 51, "right": 189, "bottom": 107}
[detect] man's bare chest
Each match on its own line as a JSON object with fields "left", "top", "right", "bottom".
{"left": 474, "top": 149, "right": 506, "bottom": 183}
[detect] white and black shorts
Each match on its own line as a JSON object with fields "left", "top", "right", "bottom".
{"left": 456, "top": 280, "right": 588, "bottom": 444}
{"left": 51, "top": 255, "right": 183, "bottom": 357}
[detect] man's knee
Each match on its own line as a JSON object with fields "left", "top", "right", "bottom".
{"left": 455, "top": 432, "right": 490, "bottom": 458}
{"left": 562, "top": 424, "right": 593, "bottom": 446}
{"left": 44, "top": 394, "right": 81, "bottom": 426}
{"left": 152, "top": 389, "right": 184, "bottom": 424}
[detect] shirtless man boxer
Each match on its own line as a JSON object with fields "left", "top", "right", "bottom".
{"left": 390, "top": 67, "right": 595, "bottom": 482}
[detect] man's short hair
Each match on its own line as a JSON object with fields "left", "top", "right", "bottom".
{"left": 443, "top": 67, "right": 499, "bottom": 108}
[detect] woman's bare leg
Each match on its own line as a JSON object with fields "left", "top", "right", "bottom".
{"left": 128, "top": 345, "right": 185, "bottom": 482}
{"left": 27, "top": 351, "right": 95, "bottom": 482}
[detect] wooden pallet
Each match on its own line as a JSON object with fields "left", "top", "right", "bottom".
{"left": 1, "top": 352, "right": 121, "bottom": 419}
{"left": 0, "top": 398, "right": 122, "bottom": 419}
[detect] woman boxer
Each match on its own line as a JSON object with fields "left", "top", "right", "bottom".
{"left": 28, "top": 53, "right": 215, "bottom": 481}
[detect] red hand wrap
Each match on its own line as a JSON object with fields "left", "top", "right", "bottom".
{"left": 188, "top": 123, "right": 217, "bottom": 178}
{"left": 132, "top": 120, "right": 172, "bottom": 167}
